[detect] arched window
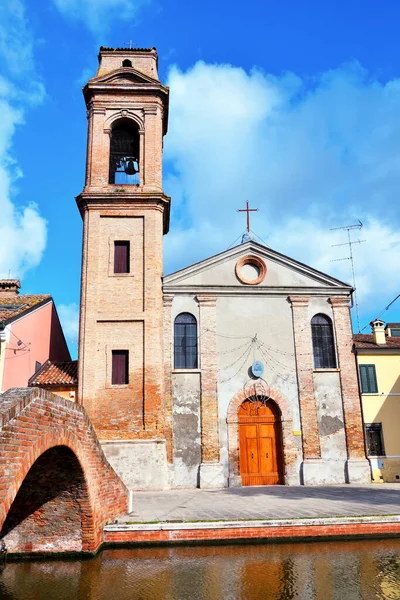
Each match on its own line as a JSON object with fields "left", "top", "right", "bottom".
{"left": 122, "top": 59, "right": 132, "bottom": 67}
{"left": 311, "top": 314, "right": 337, "bottom": 368}
{"left": 109, "top": 119, "right": 140, "bottom": 185}
{"left": 174, "top": 313, "right": 198, "bottom": 369}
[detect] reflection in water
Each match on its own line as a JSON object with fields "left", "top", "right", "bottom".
{"left": 1, "top": 539, "right": 400, "bottom": 600}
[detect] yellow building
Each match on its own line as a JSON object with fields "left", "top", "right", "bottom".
{"left": 354, "top": 319, "right": 400, "bottom": 482}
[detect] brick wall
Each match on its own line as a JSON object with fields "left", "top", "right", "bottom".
{"left": 0, "top": 388, "right": 128, "bottom": 555}
{"left": 163, "top": 295, "right": 174, "bottom": 463}
{"left": 198, "top": 296, "right": 219, "bottom": 463}
{"left": 290, "top": 296, "right": 321, "bottom": 459}
{"left": 330, "top": 298, "right": 366, "bottom": 460}
{"left": 104, "top": 521, "right": 400, "bottom": 546}
{"left": 77, "top": 49, "right": 171, "bottom": 444}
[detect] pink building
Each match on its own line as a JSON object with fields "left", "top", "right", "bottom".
{"left": 0, "top": 279, "right": 70, "bottom": 393}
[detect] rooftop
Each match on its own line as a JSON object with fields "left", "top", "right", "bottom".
{"left": 99, "top": 46, "right": 156, "bottom": 53}
{"left": 0, "top": 279, "right": 20, "bottom": 290}
{"left": 353, "top": 334, "right": 400, "bottom": 349}
{"left": 29, "top": 360, "right": 78, "bottom": 387}
{"left": 0, "top": 294, "right": 51, "bottom": 323}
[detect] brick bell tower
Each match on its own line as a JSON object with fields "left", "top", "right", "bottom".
{"left": 76, "top": 47, "right": 170, "bottom": 489}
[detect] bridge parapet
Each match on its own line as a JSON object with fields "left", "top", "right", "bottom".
{"left": 0, "top": 387, "right": 128, "bottom": 555}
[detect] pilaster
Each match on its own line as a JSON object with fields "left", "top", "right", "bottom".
{"left": 163, "top": 295, "right": 174, "bottom": 463}
{"left": 197, "top": 295, "right": 224, "bottom": 488}
{"left": 198, "top": 295, "right": 219, "bottom": 462}
{"left": 289, "top": 295, "right": 321, "bottom": 461}
{"left": 142, "top": 209, "right": 165, "bottom": 434}
{"left": 330, "top": 297, "right": 369, "bottom": 482}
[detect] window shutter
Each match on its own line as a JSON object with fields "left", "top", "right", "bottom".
{"left": 112, "top": 350, "right": 129, "bottom": 385}
{"left": 360, "top": 365, "right": 369, "bottom": 392}
{"left": 360, "top": 365, "right": 377, "bottom": 393}
{"left": 114, "top": 241, "right": 130, "bottom": 274}
{"left": 367, "top": 365, "right": 378, "bottom": 393}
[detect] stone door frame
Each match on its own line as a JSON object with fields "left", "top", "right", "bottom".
{"left": 226, "top": 385, "right": 296, "bottom": 487}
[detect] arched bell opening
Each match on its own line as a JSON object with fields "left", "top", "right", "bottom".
{"left": 238, "top": 396, "right": 284, "bottom": 486}
{"left": 109, "top": 118, "right": 140, "bottom": 185}
{"left": 0, "top": 446, "right": 94, "bottom": 554}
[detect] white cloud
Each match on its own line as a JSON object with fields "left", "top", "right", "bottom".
{"left": 0, "top": 0, "right": 35, "bottom": 77}
{"left": 58, "top": 303, "right": 79, "bottom": 349}
{"left": 0, "top": 1, "right": 47, "bottom": 279}
{"left": 53, "top": 0, "right": 149, "bottom": 35}
{"left": 269, "top": 217, "right": 400, "bottom": 303}
{"left": 164, "top": 60, "right": 400, "bottom": 324}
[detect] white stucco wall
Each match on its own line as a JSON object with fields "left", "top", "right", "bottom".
{"left": 164, "top": 241, "right": 354, "bottom": 487}
{"left": 215, "top": 295, "right": 302, "bottom": 482}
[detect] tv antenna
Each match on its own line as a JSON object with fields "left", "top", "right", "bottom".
{"left": 330, "top": 220, "right": 365, "bottom": 333}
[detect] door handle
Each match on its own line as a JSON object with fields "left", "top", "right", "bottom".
{"left": 251, "top": 453, "right": 254, "bottom": 459}
{"left": 266, "top": 453, "right": 269, "bottom": 458}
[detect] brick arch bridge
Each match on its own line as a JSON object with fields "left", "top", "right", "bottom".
{"left": 0, "top": 388, "right": 128, "bottom": 555}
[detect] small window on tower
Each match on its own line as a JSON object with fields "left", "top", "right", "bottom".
{"left": 112, "top": 350, "right": 129, "bottom": 385}
{"left": 114, "top": 241, "right": 130, "bottom": 274}
{"left": 109, "top": 120, "right": 140, "bottom": 185}
{"left": 122, "top": 59, "right": 132, "bottom": 67}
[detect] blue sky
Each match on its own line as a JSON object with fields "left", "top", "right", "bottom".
{"left": 2, "top": 0, "right": 400, "bottom": 357}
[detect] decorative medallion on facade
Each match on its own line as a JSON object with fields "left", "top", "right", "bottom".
{"left": 251, "top": 360, "right": 264, "bottom": 378}
{"left": 235, "top": 255, "right": 266, "bottom": 285}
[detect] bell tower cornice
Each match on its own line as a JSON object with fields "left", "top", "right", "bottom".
{"left": 78, "top": 46, "right": 170, "bottom": 227}
{"left": 76, "top": 191, "right": 171, "bottom": 234}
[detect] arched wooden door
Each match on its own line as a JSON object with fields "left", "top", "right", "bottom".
{"left": 239, "top": 398, "right": 284, "bottom": 486}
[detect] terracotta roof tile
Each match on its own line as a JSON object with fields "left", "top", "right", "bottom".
{"left": 99, "top": 46, "right": 156, "bottom": 52}
{"left": 0, "top": 294, "right": 51, "bottom": 322}
{"left": 0, "top": 279, "right": 20, "bottom": 289}
{"left": 30, "top": 361, "right": 78, "bottom": 386}
{"left": 353, "top": 334, "right": 400, "bottom": 349}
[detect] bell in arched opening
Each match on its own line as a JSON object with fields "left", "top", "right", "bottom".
{"left": 124, "top": 159, "right": 138, "bottom": 175}
{"left": 109, "top": 119, "right": 140, "bottom": 185}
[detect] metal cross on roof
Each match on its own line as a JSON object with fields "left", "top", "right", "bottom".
{"left": 237, "top": 201, "right": 259, "bottom": 232}
{"left": 125, "top": 40, "right": 135, "bottom": 49}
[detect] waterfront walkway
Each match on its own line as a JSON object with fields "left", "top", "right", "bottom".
{"left": 124, "top": 484, "right": 400, "bottom": 523}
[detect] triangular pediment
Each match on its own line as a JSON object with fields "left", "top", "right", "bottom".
{"left": 163, "top": 240, "right": 352, "bottom": 295}
{"left": 90, "top": 67, "right": 161, "bottom": 87}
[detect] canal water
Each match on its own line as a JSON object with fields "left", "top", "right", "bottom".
{"left": 1, "top": 539, "right": 400, "bottom": 599}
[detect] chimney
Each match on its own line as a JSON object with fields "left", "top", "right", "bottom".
{"left": 370, "top": 318, "right": 386, "bottom": 345}
{"left": 0, "top": 279, "right": 20, "bottom": 297}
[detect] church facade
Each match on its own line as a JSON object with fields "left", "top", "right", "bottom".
{"left": 76, "top": 47, "right": 370, "bottom": 490}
